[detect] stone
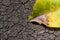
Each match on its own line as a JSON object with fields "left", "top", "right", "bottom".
{"left": 2, "top": 0, "right": 10, "bottom": 6}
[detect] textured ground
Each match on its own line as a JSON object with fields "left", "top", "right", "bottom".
{"left": 0, "top": 0, "right": 60, "bottom": 40}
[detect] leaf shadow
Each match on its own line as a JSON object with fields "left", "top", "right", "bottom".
{"left": 30, "top": 22, "right": 60, "bottom": 31}
{"left": 41, "top": 24, "right": 60, "bottom": 31}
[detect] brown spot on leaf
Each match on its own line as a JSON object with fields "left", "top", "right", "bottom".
{"left": 30, "top": 14, "right": 49, "bottom": 26}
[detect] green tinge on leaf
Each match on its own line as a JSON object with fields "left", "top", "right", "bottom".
{"left": 28, "top": 15, "right": 33, "bottom": 20}
{"left": 29, "top": 0, "right": 60, "bottom": 20}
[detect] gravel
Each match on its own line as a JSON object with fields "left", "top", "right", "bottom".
{"left": 0, "top": 0, "right": 60, "bottom": 40}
